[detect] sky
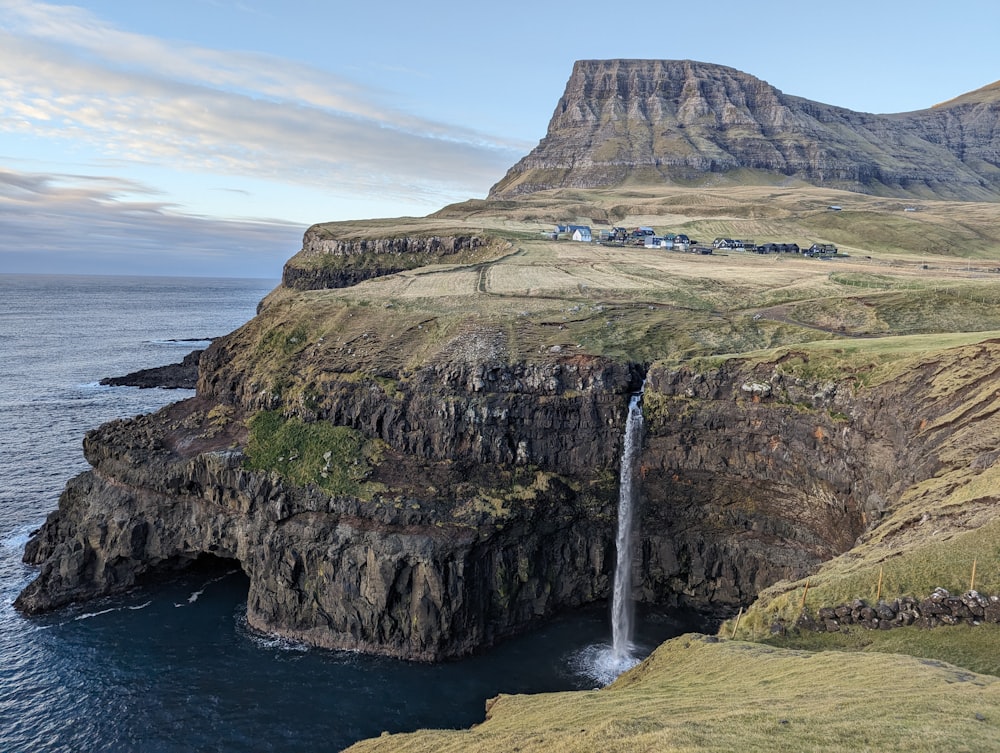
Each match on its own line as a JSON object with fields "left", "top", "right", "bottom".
{"left": 1, "top": 0, "right": 997, "bottom": 278}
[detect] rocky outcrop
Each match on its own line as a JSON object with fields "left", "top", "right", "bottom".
{"left": 199, "top": 343, "right": 646, "bottom": 476}
{"left": 631, "top": 341, "right": 1000, "bottom": 612}
{"left": 282, "top": 232, "right": 489, "bottom": 292}
{"left": 489, "top": 59, "right": 1000, "bottom": 201}
{"left": 15, "top": 397, "right": 617, "bottom": 660}
{"left": 101, "top": 349, "right": 203, "bottom": 389}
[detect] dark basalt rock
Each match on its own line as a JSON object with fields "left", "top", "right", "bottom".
{"left": 20, "top": 334, "right": 1000, "bottom": 659}
{"left": 15, "top": 398, "right": 617, "bottom": 660}
{"left": 101, "top": 349, "right": 203, "bottom": 390}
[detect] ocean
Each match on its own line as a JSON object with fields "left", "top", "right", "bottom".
{"left": 0, "top": 274, "right": 691, "bottom": 752}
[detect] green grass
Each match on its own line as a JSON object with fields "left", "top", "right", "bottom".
{"left": 344, "top": 635, "right": 1000, "bottom": 753}
{"left": 765, "top": 624, "right": 1000, "bottom": 678}
{"left": 218, "top": 185, "right": 1000, "bottom": 751}
{"left": 243, "top": 410, "right": 385, "bottom": 497}
{"left": 682, "top": 330, "right": 1000, "bottom": 392}
{"left": 729, "top": 518, "right": 1000, "bottom": 645}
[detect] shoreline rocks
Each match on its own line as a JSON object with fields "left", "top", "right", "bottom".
{"left": 101, "top": 349, "right": 204, "bottom": 390}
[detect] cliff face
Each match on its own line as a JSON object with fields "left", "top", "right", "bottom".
{"left": 21, "top": 319, "right": 997, "bottom": 657}
{"left": 282, "top": 231, "right": 492, "bottom": 292}
{"left": 489, "top": 59, "right": 1000, "bottom": 201}
{"left": 15, "top": 395, "right": 619, "bottom": 660}
{"left": 16, "top": 63, "right": 1000, "bottom": 658}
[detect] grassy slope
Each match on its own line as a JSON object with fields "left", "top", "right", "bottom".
{"left": 345, "top": 635, "right": 1000, "bottom": 753}
{"left": 247, "top": 186, "right": 1000, "bottom": 751}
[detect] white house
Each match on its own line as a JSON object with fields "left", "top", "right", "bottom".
{"left": 570, "top": 225, "right": 592, "bottom": 242}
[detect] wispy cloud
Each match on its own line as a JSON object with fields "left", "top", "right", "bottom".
{"left": 0, "top": 168, "right": 303, "bottom": 276}
{"left": 0, "top": 1, "right": 526, "bottom": 207}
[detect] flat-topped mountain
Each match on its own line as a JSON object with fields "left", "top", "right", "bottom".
{"left": 489, "top": 59, "right": 1000, "bottom": 201}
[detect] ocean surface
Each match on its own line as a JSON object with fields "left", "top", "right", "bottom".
{"left": 0, "top": 274, "right": 694, "bottom": 752}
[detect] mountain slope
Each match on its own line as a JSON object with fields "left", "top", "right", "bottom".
{"left": 489, "top": 59, "right": 1000, "bottom": 201}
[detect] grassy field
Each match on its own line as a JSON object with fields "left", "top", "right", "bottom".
{"left": 264, "top": 186, "right": 1000, "bottom": 377}
{"left": 345, "top": 635, "right": 1000, "bottom": 753}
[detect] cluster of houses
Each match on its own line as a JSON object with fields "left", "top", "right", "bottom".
{"left": 549, "top": 225, "right": 839, "bottom": 258}
{"left": 714, "top": 239, "right": 840, "bottom": 257}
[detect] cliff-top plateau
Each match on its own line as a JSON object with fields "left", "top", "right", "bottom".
{"left": 17, "top": 60, "right": 1000, "bottom": 752}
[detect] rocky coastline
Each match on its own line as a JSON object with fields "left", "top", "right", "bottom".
{"left": 16, "top": 58, "right": 1000, "bottom": 660}
{"left": 100, "top": 348, "right": 204, "bottom": 390}
{"left": 21, "top": 326, "right": 996, "bottom": 658}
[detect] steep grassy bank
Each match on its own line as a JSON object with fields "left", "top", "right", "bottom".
{"left": 345, "top": 635, "right": 1000, "bottom": 753}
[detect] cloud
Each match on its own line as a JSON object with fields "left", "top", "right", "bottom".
{"left": 0, "top": 168, "right": 304, "bottom": 277}
{"left": 0, "top": 1, "right": 528, "bottom": 207}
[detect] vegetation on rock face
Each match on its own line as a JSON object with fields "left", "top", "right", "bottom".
{"left": 267, "top": 185, "right": 1000, "bottom": 750}
{"left": 36, "top": 181, "right": 1000, "bottom": 749}
{"left": 244, "top": 410, "right": 385, "bottom": 497}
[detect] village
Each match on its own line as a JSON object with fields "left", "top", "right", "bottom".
{"left": 550, "top": 224, "right": 841, "bottom": 258}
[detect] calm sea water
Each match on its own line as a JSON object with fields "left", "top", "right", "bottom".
{"left": 0, "top": 274, "right": 694, "bottom": 752}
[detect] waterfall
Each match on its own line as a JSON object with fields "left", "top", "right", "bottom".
{"left": 611, "top": 388, "right": 644, "bottom": 663}
{"left": 567, "top": 383, "right": 647, "bottom": 686}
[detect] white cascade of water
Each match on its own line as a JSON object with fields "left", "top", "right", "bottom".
{"left": 567, "top": 385, "right": 648, "bottom": 687}
{"left": 611, "top": 388, "right": 645, "bottom": 663}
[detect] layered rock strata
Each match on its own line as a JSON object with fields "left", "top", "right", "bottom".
{"left": 282, "top": 232, "right": 489, "bottom": 292}
{"left": 16, "top": 358, "right": 638, "bottom": 660}
{"left": 490, "top": 59, "right": 1000, "bottom": 201}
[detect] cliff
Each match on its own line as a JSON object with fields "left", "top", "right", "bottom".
{"left": 276, "top": 217, "right": 515, "bottom": 294}
{"left": 489, "top": 59, "right": 1000, "bottom": 201}
{"left": 19, "top": 292, "right": 1000, "bottom": 657}
{"left": 282, "top": 229, "right": 493, "bottom": 292}
{"left": 16, "top": 351, "right": 635, "bottom": 659}
{"left": 16, "top": 81, "right": 1000, "bottom": 668}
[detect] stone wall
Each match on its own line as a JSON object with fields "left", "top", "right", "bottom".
{"left": 797, "top": 588, "right": 1000, "bottom": 633}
